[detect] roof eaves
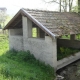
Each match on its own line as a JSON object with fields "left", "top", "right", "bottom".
{"left": 21, "top": 8, "right": 58, "bottom": 39}
{"left": 3, "top": 9, "right": 22, "bottom": 30}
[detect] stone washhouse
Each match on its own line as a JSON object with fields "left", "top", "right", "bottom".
{"left": 4, "top": 8, "right": 80, "bottom": 70}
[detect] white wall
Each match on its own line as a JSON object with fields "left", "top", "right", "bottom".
{"left": 9, "top": 30, "right": 23, "bottom": 51}
{"left": 10, "top": 28, "right": 23, "bottom": 36}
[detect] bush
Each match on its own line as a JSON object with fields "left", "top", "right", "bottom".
{"left": 16, "top": 50, "right": 36, "bottom": 62}
{"left": 5, "top": 50, "right": 36, "bottom": 62}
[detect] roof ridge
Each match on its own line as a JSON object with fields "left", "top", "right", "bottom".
{"left": 22, "top": 8, "right": 59, "bottom": 13}
{"left": 22, "top": 8, "right": 78, "bottom": 14}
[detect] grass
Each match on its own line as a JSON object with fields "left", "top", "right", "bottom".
{"left": 0, "top": 34, "right": 55, "bottom": 80}
{"left": 61, "top": 34, "right": 80, "bottom": 40}
{"left": 61, "top": 35, "right": 70, "bottom": 39}
{"left": 0, "top": 34, "right": 9, "bottom": 55}
{"left": 76, "top": 34, "right": 80, "bottom": 40}
{"left": 57, "top": 47, "right": 80, "bottom": 60}
{"left": 32, "top": 28, "right": 37, "bottom": 37}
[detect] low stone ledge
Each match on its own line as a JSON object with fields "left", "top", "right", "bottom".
{"left": 57, "top": 52, "right": 80, "bottom": 70}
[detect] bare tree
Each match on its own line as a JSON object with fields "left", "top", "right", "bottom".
{"left": 43, "top": 0, "right": 73, "bottom": 12}
{"left": 60, "top": 0, "right": 61, "bottom": 12}
{"left": 69, "top": 0, "right": 73, "bottom": 12}
{"left": 0, "top": 8, "right": 7, "bottom": 28}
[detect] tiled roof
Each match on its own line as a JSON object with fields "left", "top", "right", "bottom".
{"left": 4, "top": 8, "right": 80, "bottom": 37}
{"left": 24, "top": 9, "right": 80, "bottom": 36}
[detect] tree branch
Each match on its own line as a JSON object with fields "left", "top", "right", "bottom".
{"left": 42, "top": 0, "right": 65, "bottom": 11}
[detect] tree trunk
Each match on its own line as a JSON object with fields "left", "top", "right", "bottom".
{"left": 64, "top": 0, "right": 67, "bottom": 12}
{"left": 69, "top": 0, "right": 70, "bottom": 12}
{"left": 60, "top": 0, "right": 61, "bottom": 12}
{"left": 69, "top": 0, "right": 73, "bottom": 12}
{"left": 78, "top": 0, "right": 80, "bottom": 13}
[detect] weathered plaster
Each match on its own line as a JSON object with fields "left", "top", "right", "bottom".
{"left": 9, "top": 35, "right": 23, "bottom": 51}
{"left": 10, "top": 28, "right": 23, "bottom": 36}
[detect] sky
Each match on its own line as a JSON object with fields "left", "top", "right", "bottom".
{"left": 0, "top": 0, "right": 77, "bottom": 15}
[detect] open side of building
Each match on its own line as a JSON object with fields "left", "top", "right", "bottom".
{"left": 3, "top": 8, "right": 80, "bottom": 70}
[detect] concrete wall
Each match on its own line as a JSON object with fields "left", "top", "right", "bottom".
{"left": 57, "top": 52, "right": 80, "bottom": 70}
{"left": 10, "top": 28, "right": 23, "bottom": 36}
{"left": 22, "top": 16, "right": 57, "bottom": 69}
{"left": 24, "top": 37, "right": 57, "bottom": 68}
{"left": 9, "top": 30, "right": 23, "bottom": 51}
{"left": 57, "top": 39, "right": 80, "bottom": 49}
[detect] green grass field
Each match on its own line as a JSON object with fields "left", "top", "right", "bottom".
{"left": 0, "top": 34, "right": 55, "bottom": 80}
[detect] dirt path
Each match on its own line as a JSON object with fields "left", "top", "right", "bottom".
{"left": 57, "top": 59, "right": 80, "bottom": 80}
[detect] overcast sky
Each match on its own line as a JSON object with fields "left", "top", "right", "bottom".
{"left": 0, "top": 0, "right": 77, "bottom": 15}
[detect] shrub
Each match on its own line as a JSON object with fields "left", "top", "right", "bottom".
{"left": 5, "top": 50, "right": 36, "bottom": 62}
{"left": 16, "top": 50, "right": 36, "bottom": 62}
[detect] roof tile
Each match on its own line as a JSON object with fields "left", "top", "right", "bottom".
{"left": 24, "top": 9, "right": 80, "bottom": 36}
